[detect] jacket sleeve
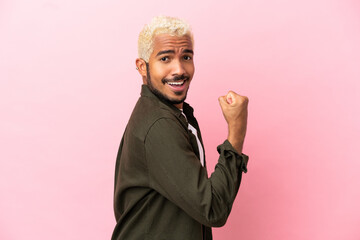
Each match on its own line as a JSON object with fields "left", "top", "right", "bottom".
{"left": 144, "top": 117, "right": 248, "bottom": 227}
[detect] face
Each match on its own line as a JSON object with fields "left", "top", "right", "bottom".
{"left": 140, "top": 34, "right": 195, "bottom": 108}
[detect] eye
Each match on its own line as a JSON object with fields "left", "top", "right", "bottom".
{"left": 160, "top": 56, "right": 169, "bottom": 62}
{"left": 183, "top": 55, "right": 192, "bottom": 60}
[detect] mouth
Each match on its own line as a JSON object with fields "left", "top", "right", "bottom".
{"left": 165, "top": 79, "right": 188, "bottom": 92}
{"left": 166, "top": 80, "right": 186, "bottom": 86}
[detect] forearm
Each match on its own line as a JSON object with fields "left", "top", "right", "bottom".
{"left": 218, "top": 91, "right": 248, "bottom": 154}
{"left": 203, "top": 140, "right": 248, "bottom": 226}
{"left": 227, "top": 122, "right": 247, "bottom": 154}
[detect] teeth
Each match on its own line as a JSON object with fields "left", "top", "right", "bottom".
{"left": 167, "top": 81, "right": 184, "bottom": 86}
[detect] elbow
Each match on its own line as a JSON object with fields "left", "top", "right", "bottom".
{"left": 201, "top": 208, "right": 230, "bottom": 227}
{"left": 209, "top": 217, "right": 228, "bottom": 227}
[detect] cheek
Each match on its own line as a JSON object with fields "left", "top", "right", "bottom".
{"left": 151, "top": 63, "right": 169, "bottom": 80}
{"left": 185, "top": 63, "right": 195, "bottom": 76}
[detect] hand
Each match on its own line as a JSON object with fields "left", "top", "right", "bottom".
{"left": 218, "top": 91, "right": 249, "bottom": 154}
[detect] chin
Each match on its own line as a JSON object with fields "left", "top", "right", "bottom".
{"left": 168, "top": 95, "right": 187, "bottom": 105}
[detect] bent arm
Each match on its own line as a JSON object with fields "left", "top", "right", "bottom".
{"left": 145, "top": 118, "right": 248, "bottom": 227}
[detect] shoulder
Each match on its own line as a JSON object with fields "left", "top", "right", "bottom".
{"left": 125, "top": 96, "right": 186, "bottom": 142}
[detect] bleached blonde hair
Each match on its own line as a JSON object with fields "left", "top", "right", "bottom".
{"left": 138, "top": 16, "right": 194, "bottom": 62}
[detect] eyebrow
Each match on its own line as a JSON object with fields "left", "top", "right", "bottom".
{"left": 156, "top": 49, "right": 194, "bottom": 57}
{"left": 183, "top": 49, "right": 194, "bottom": 54}
{"left": 156, "top": 50, "right": 175, "bottom": 56}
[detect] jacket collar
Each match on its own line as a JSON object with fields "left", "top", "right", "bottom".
{"left": 140, "top": 84, "right": 194, "bottom": 120}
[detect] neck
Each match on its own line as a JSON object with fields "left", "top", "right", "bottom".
{"left": 174, "top": 102, "right": 183, "bottom": 109}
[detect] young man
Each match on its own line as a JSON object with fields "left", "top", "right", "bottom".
{"left": 112, "top": 16, "right": 249, "bottom": 240}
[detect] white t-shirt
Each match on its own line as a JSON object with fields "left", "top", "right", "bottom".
{"left": 181, "top": 110, "right": 205, "bottom": 167}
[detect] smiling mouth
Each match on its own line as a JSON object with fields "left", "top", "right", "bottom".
{"left": 166, "top": 80, "right": 186, "bottom": 86}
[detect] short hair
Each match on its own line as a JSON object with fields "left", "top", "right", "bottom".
{"left": 138, "top": 15, "right": 194, "bottom": 62}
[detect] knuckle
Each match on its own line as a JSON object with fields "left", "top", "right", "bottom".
{"left": 227, "top": 90, "right": 237, "bottom": 97}
{"left": 238, "top": 96, "right": 249, "bottom": 105}
{"left": 241, "top": 95, "right": 248, "bottom": 100}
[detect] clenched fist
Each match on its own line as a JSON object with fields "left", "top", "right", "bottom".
{"left": 218, "top": 91, "right": 249, "bottom": 154}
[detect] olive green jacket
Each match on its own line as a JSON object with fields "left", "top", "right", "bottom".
{"left": 112, "top": 85, "right": 248, "bottom": 240}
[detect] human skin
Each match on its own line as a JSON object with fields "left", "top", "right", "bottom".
{"left": 219, "top": 91, "right": 248, "bottom": 153}
{"left": 136, "top": 34, "right": 194, "bottom": 109}
{"left": 135, "top": 33, "right": 248, "bottom": 154}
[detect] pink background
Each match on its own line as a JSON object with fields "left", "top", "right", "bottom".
{"left": 1, "top": 0, "right": 360, "bottom": 239}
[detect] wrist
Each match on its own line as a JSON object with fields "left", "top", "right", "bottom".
{"left": 227, "top": 134, "right": 244, "bottom": 154}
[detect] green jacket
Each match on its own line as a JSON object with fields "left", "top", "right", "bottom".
{"left": 112, "top": 85, "right": 248, "bottom": 240}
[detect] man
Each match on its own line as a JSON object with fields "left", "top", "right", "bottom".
{"left": 112, "top": 16, "right": 249, "bottom": 240}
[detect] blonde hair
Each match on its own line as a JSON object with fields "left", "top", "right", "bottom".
{"left": 138, "top": 16, "right": 194, "bottom": 62}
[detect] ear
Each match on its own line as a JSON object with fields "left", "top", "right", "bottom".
{"left": 135, "top": 58, "right": 148, "bottom": 80}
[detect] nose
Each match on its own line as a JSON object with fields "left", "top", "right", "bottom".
{"left": 171, "top": 59, "right": 186, "bottom": 76}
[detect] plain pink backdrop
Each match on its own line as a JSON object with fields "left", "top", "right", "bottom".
{"left": 1, "top": 0, "right": 359, "bottom": 239}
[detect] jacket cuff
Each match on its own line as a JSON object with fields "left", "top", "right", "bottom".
{"left": 218, "top": 140, "right": 249, "bottom": 173}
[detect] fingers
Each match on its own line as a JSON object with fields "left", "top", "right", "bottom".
{"left": 225, "top": 91, "right": 249, "bottom": 106}
{"left": 219, "top": 91, "right": 238, "bottom": 106}
{"left": 218, "top": 95, "right": 226, "bottom": 103}
{"left": 226, "top": 92, "right": 235, "bottom": 105}
{"left": 218, "top": 96, "right": 227, "bottom": 108}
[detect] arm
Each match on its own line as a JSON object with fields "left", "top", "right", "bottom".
{"left": 145, "top": 116, "right": 248, "bottom": 227}
{"left": 218, "top": 91, "right": 249, "bottom": 154}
